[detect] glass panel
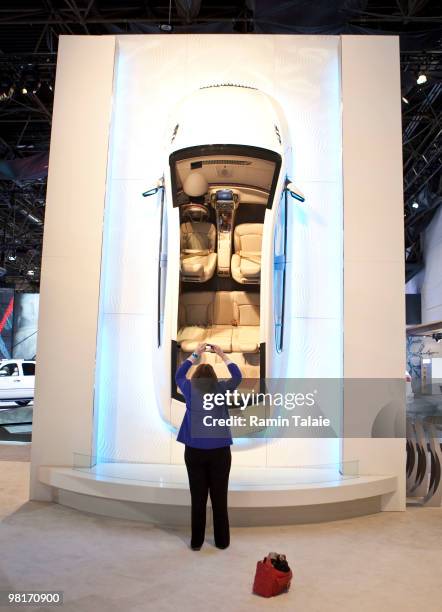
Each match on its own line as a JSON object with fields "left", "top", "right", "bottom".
{"left": 73, "top": 452, "right": 359, "bottom": 486}
{"left": 22, "top": 363, "right": 35, "bottom": 376}
{"left": 0, "top": 363, "right": 18, "bottom": 376}
{"left": 170, "top": 145, "right": 281, "bottom": 209}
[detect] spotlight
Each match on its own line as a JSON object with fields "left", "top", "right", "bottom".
{"left": 21, "top": 87, "right": 28, "bottom": 94}
{"left": 0, "top": 74, "right": 14, "bottom": 101}
{"left": 7, "top": 252, "right": 16, "bottom": 262}
{"left": 20, "top": 209, "right": 42, "bottom": 224}
{"left": 27, "top": 269, "right": 35, "bottom": 276}
{"left": 402, "top": 97, "right": 409, "bottom": 104}
{"left": 412, "top": 202, "right": 419, "bottom": 209}
{"left": 417, "top": 74, "right": 427, "bottom": 85}
{"left": 432, "top": 333, "right": 442, "bottom": 343}
{"left": 28, "top": 213, "right": 42, "bottom": 224}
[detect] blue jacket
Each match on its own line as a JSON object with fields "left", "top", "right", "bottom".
{"left": 175, "top": 358, "right": 242, "bottom": 449}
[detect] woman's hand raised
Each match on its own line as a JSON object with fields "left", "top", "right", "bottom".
{"left": 195, "top": 343, "right": 206, "bottom": 356}
{"left": 211, "top": 344, "right": 224, "bottom": 357}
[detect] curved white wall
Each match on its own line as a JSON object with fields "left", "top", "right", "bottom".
{"left": 93, "top": 35, "right": 343, "bottom": 467}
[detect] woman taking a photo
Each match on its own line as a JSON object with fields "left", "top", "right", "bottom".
{"left": 175, "top": 343, "right": 242, "bottom": 551}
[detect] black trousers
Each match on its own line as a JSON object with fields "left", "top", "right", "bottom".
{"left": 184, "top": 445, "right": 232, "bottom": 548}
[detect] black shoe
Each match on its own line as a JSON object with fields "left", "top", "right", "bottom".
{"left": 191, "top": 544, "right": 202, "bottom": 551}
{"left": 215, "top": 543, "right": 229, "bottom": 550}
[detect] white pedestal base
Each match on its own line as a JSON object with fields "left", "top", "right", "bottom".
{"left": 38, "top": 463, "right": 397, "bottom": 526}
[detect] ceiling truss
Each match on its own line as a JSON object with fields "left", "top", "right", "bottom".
{"left": 0, "top": 1, "right": 441, "bottom": 290}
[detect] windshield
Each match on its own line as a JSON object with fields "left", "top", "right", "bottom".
{"left": 170, "top": 144, "right": 281, "bottom": 209}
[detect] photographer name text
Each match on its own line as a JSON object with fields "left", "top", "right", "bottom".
{"left": 202, "top": 415, "right": 330, "bottom": 428}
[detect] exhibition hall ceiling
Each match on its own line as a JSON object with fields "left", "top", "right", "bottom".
{"left": 0, "top": 0, "right": 441, "bottom": 290}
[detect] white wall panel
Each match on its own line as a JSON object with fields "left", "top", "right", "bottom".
{"left": 285, "top": 181, "right": 343, "bottom": 320}
{"left": 282, "top": 316, "right": 343, "bottom": 379}
{"left": 41, "top": 38, "right": 116, "bottom": 259}
{"left": 99, "top": 179, "right": 161, "bottom": 315}
{"left": 344, "top": 260, "right": 405, "bottom": 378}
{"left": 341, "top": 36, "right": 405, "bottom": 510}
{"left": 94, "top": 313, "right": 171, "bottom": 464}
{"left": 30, "top": 36, "right": 116, "bottom": 500}
{"left": 273, "top": 37, "right": 343, "bottom": 183}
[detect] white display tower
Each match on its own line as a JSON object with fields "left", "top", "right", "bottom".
{"left": 30, "top": 35, "right": 405, "bottom": 523}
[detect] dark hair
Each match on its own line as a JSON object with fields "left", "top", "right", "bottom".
{"left": 191, "top": 364, "right": 218, "bottom": 395}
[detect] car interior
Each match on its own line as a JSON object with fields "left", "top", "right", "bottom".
{"left": 172, "top": 151, "right": 279, "bottom": 390}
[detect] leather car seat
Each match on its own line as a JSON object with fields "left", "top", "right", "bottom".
{"left": 231, "top": 223, "right": 263, "bottom": 284}
{"left": 180, "top": 221, "right": 217, "bottom": 282}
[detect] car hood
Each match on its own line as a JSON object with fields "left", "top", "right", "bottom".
{"left": 167, "top": 85, "right": 288, "bottom": 156}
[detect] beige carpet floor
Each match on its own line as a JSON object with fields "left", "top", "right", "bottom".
{"left": 0, "top": 449, "right": 441, "bottom": 612}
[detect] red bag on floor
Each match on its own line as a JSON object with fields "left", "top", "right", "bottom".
{"left": 252, "top": 554, "right": 293, "bottom": 598}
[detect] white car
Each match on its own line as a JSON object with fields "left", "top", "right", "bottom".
{"left": 143, "top": 84, "right": 304, "bottom": 427}
{"left": 0, "top": 359, "right": 35, "bottom": 406}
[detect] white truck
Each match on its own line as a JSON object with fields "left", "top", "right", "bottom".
{"left": 0, "top": 359, "right": 35, "bottom": 406}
